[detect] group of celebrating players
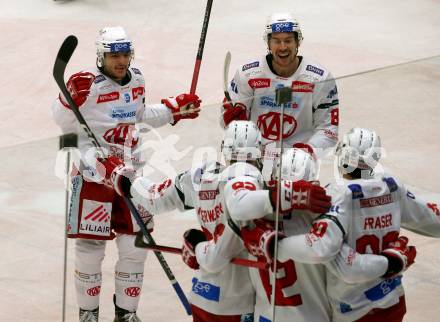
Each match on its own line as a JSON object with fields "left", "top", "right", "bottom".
{"left": 52, "top": 12, "right": 440, "bottom": 322}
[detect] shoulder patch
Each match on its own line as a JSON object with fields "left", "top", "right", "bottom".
{"left": 348, "top": 184, "right": 364, "bottom": 199}
{"left": 306, "top": 64, "right": 324, "bottom": 76}
{"left": 242, "top": 61, "right": 259, "bottom": 71}
{"left": 94, "top": 74, "right": 106, "bottom": 84}
{"left": 383, "top": 177, "right": 398, "bottom": 192}
{"left": 132, "top": 67, "right": 142, "bottom": 75}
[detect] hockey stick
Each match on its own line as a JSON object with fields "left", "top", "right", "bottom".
{"left": 223, "top": 51, "right": 232, "bottom": 102}
{"left": 190, "top": 0, "right": 213, "bottom": 94}
{"left": 270, "top": 87, "right": 293, "bottom": 319}
{"left": 52, "top": 35, "right": 192, "bottom": 316}
{"left": 135, "top": 231, "right": 269, "bottom": 270}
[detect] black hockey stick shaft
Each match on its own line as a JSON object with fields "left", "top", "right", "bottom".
{"left": 52, "top": 35, "right": 192, "bottom": 316}
{"left": 135, "top": 231, "right": 269, "bottom": 270}
{"left": 190, "top": 0, "right": 213, "bottom": 94}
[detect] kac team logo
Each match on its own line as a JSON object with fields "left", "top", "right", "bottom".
{"left": 256, "top": 112, "right": 297, "bottom": 140}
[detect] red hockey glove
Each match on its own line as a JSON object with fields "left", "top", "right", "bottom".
{"left": 99, "top": 156, "right": 136, "bottom": 197}
{"left": 381, "top": 236, "right": 417, "bottom": 278}
{"left": 240, "top": 219, "right": 285, "bottom": 263}
{"left": 269, "top": 180, "right": 331, "bottom": 214}
{"left": 182, "top": 229, "right": 207, "bottom": 270}
{"left": 222, "top": 97, "right": 247, "bottom": 126}
{"left": 60, "top": 72, "right": 95, "bottom": 108}
{"left": 161, "top": 93, "right": 201, "bottom": 125}
{"left": 292, "top": 143, "right": 315, "bottom": 159}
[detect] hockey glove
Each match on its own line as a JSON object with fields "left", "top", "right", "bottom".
{"left": 241, "top": 219, "right": 286, "bottom": 263}
{"left": 60, "top": 71, "right": 95, "bottom": 108}
{"left": 269, "top": 180, "right": 331, "bottom": 214}
{"left": 161, "top": 93, "right": 201, "bottom": 125}
{"left": 182, "top": 229, "right": 207, "bottom": 270}
{"left": 222, "top": 98, "right": 247, "bottom": 126}
{"left": 381, "top": 236, "right": 417, "bottom": 278}
{"left": 99, "top": 156, "right": 136, "bottom": 197}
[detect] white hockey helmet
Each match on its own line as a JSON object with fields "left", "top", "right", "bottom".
{"left": 275, "top": 148, "right": 318, "bottom": 181}
{"left": 336, "top": 127, "right": 382, "bottom": 174}
{"left": 221, "top": 121, "right": 263, "bottom": 163}
{"left": 264, "top": 12, "right": 303, "bottom": 45}
{"left": 96, "top": 26, "right": 134, "bottom": 68}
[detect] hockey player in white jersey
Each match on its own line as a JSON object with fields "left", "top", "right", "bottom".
{"left": 221, "top": 13, "right": 339, "bottom": 158}
{"left": 226, "top": 145, "right": 421, "bottom": 322}
{"left": 318, "top": 127, "right": 440, "bottom": 322}
{"left": 109, "top": 121, "right": 261, "bottom": 321}
{"left": 106, "top": 121, "right": 333, "bottom": 321}
{"left": 52, "top": 26, "right": 201, "bottom": 322}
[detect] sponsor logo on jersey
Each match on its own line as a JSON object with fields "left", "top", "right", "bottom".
{"left": 327, "top": 85, "right": 338, "bottom": 99}
{"left": 364, "top": 276, "right": 402, "bottom": 301}
{"left": 256, "top": 112, "right": 297, "bottom": 140}
{"left": 132, "top": 86, "right": 144, "bottom": 100}
{"left": 191, "top": 278, "right": 220, "bottom": 302}
{"left": 427, "top": 203, "right": 440, "bottom": 217}
{"left": 348, "top": 184, "right": 364, "bottom": 199}
{"left": 383, "top": 177, "right": 398, "bottom": 192}
{"left": 123, "top": 92, "right": 131, "bottom": 103}
{"left": 292, "top": 80, "right": 315, "bottom": 93}
{"left": 94, "top": 74, "right": 106, "bottom": 84}
{"left": 248, "top": 78, "right": 271, "bottom": 89}
{"left": 360, "top": 194, "right": 393, "bottom": 208}
{"left": 111, "top": 108, "right": 136, "bottom": 119}
{"left": 324, "top": 129, "right": 338, "bottom": 140}
{"left": 104, "top": 123, "right": 139, "bottom": 147}
{"left": 97, "top": 92, "right": 119, "bottom": 103}
{"left": 363, "top": 213, "right": 393, "bottom": 230}
{"left": 306, "top": 64, "right": 324, "bottom": 76}
{"left": 124, "top": 287, "right": 141, "bottom": 297}
{"left": 86, "top": 286, "right": 101, "bottom": 296}
{"left": 197, "top": 204, "right": 224, "bottom": 223}
{"left": 131, "top": 67, "right": 142, "bottom": 75}
{"left": 260, "top": 95, "right": 298, "bottom": 109}
{"left": 406, "top": 190, "right": 415, "bottom": 199}
{"left": 242, "top": 61, "right": 259, "bottom": 71}
{"left": 230, "top": 79, "right": 238, "bottom": 93}
{"left": 198, "top": 190, "right": 218, "bottom": 200}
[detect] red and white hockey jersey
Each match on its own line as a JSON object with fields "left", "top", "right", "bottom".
{"left": 224, "top": 176, "right": 332, "bottom": 322}
{"left": 320, "top": 175, "right": 440, "bottom": 321}
{"left": 52, "top": 66, "right": 173, "bottom": 174}
{"left": 222, "top": 55, "right": 339, "bottom": 154}
{"left": 130, "top": 162, "right": 258, "bottom": 315}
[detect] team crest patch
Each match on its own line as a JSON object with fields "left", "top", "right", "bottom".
{"left": 242, "top": 61, "right": 259, "bottom": 71}
{"left": 306, "top": 64, "right": 324, "bottom": 76}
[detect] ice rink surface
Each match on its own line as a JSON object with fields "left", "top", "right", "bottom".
{"left": 0, "top": 0, "right": 439, "bottom": 321}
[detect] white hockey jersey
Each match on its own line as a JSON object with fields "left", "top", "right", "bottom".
{"left": 130, "top": 162, "right": 257, "bottom": 315}
{"left": 222, "top": 55, "right": 339, "bottom": 155}
{"left": 321, "top": 175, "right": 440, "bottom": 321}
{"left": 224, "top": 175, "right": 332, "bottom": 322}
{"left": 52, "top": 66, "right": 173, "bottom": 175}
